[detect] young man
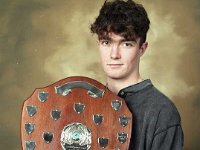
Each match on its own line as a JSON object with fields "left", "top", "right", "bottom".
{"left": 91, "top": 0, "right": 184, "bottom": 149}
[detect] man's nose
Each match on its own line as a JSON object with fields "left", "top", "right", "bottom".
{"left": 110, "top": 44, "right": 121, "bottom": 59}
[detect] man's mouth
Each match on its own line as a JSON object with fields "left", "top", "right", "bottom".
{"left": 107, "top": 64, "right": 123, "bottom": 67}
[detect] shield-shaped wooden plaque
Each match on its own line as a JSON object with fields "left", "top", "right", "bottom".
{"left": 20, "top": 76, "right": 132, "bottom": 150}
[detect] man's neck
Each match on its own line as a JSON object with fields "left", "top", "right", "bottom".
{"left": 107, "top": 75, "right": 143, "bottom": 94}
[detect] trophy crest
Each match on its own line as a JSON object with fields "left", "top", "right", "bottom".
{"left": 20, "top": 76, "right": 132, "bottom": 149}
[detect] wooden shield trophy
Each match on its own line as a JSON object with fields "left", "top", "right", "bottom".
{"left": 20, "top": 76, "right": 132, "bottom": 150}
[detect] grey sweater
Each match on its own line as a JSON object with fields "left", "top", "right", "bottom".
{"left": 117, "top": 79, "right": 184, "bottom": 150}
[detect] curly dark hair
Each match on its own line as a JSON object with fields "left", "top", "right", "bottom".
{"left": 90, "top": 0, "right": 150, "bottom": 45}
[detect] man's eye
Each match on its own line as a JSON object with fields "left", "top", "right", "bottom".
{"left": 101, "top": 40, "right": 110, "bottom": 46}
{"left": 122, "top": 42, "right": 134, "bottom": 47}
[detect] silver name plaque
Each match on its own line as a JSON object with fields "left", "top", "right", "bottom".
{"left": 60, "top": 123, "right": 92, "bottom": 150}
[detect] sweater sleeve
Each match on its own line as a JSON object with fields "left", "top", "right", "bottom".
{"left": 151, "top": 125, "right": 184, "bottom": 150}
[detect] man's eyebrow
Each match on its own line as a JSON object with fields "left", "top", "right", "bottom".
{"left": 99, "top": 35, "right": 137, "bottom": 43}
{"left": 120, "top": 39, "right": 137, "bottom": 42}
{"left": 99, "top": 35, "right": 111, "bottom": 40}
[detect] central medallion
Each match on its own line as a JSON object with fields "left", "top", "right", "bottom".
{"left": 60, "top": 123, "right": 92, "bottom": 150}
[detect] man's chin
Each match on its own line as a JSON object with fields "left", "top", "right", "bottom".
{"left": 106, "top": 74, "right": 125, "bottom": 80}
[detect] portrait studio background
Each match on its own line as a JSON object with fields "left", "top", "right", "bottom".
{"left": 0, "top": 0, "right": 200, "bottom": 149}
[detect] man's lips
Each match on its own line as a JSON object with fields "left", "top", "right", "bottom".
{"left": 107, "top": 64, "right": 123, "bottom": 67}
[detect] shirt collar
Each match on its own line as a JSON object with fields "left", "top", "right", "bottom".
{"left": 117, "top": 79, "right": 152, "bottom": 98}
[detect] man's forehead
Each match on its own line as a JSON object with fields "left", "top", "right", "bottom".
{"left": 99, "top": 32, "right": 137, "bottom": 42}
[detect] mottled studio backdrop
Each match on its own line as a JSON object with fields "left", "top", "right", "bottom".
{"left": 0, "top": 0, "right": 200, "bottom": 149}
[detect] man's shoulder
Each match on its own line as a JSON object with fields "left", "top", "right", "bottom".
{"left": 143, "top": 86, "right": 177, "bottom": 108}
{"left": 147, "top": 86, "right": 182, "bottom": 131}
{"left": 131, "top": 85, "right": 181, "bottom": 125}
{"left": 146, "top": 86, "right": 180, "bottom": 116}
{"left": 124, "top": 81, "right": 181, "bottom": 126}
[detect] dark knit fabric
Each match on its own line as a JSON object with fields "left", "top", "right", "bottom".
{"left": 117, "top": 79, "right": 184, "bottom": 150}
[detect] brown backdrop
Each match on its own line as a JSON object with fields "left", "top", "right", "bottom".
{"left": 0, "top": 0, "right": 199, "bottom": 149}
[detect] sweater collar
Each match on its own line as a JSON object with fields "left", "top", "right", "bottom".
{"left": 117, "top": 79, "right": 152, "bottom": 98}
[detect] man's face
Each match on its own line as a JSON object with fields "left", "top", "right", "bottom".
{"left": 98, "top": 32, "right": 147, "bottom": 80}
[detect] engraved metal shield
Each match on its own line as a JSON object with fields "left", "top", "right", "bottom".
{"left": 26, "top": 106, "right": 37, "bottom": 117}
{"left": 111, "top": 100, "right": 122, "bottom": 111}
{"left": 93, "top": 114, "right": 104, "bottom": 125}
{"left": 25, "top": 141, "right": 36, "bottom": 150}
{"left": 117, "top": 132, "right": 128, "bottom": 143}
{"left": 38, "top": 91, "right": 49, "bottom": 102}
{"left": 74, "top": 103, "right": 85, "bottom": 114}
{"left": 43, "top": 132, "right": 54, "bottom": 144}
{"left": 51, "top": 110, "right": 61, "bottom": 121}
{"left": 119, "top": 115, "right": 129, "bottom": 127}
{"left": 98, "top": 137, "right": 109, "bottom": 148}
{"left": 21, "top": 76, "right": 132, "bottom": 150}
{"left": 25, "top": 123, "right": 35, "bottom": 134}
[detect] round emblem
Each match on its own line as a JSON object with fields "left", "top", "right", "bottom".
{"left": 60, "top": 123, "right": 92, "bottom": 150}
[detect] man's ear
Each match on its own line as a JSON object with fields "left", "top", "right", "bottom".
{"left": 139, "top": 42, "right": 148, "bottom": 56}
{"left": 97, "top": 39, "right": 100, "bottom": 46}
